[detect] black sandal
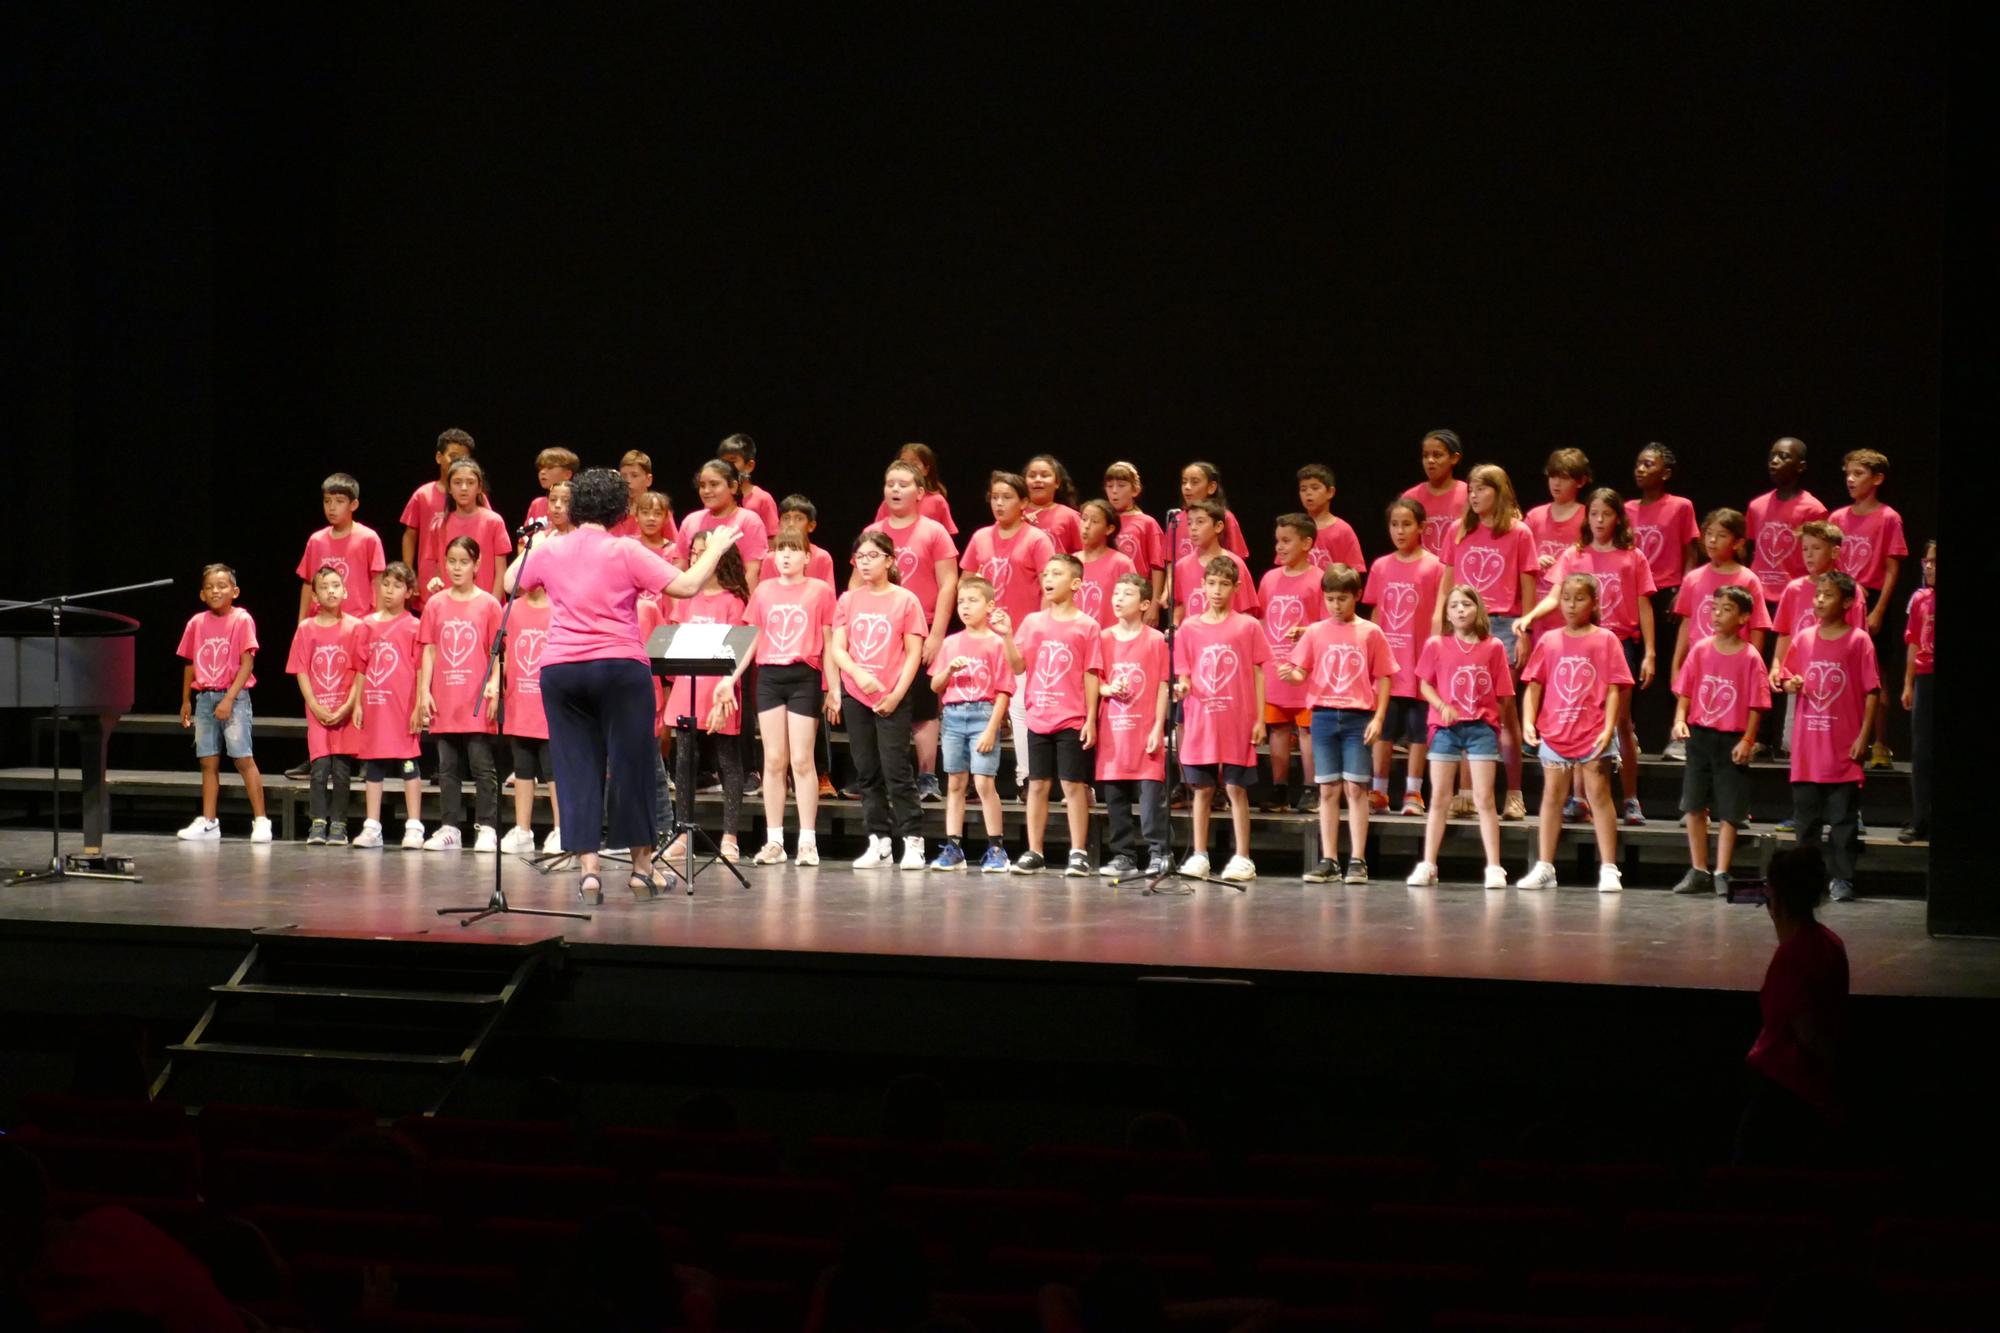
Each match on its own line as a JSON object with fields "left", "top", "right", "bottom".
{"left": 628, "top": 868, "right": 674, "bottom": 900}
{"left": 578, "top": 872, "right": 603, "bottom": 906}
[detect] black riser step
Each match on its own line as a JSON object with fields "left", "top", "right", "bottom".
{"left": 166, "top": 1041, "right": 462, "bottom": 1066}
{"left": 214, "top": 982, "right": 501, "bottom": 1005}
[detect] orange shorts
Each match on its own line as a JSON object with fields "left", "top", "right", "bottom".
{"left": 1262, "top": 704, "right": 1312, "bottom": 728}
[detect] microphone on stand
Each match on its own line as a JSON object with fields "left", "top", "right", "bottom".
{"left": 514, "top": 517, "right": 549, "bottom": 540}
{"left": 1164, "top": 508, "right": 1184, "bottom": 523}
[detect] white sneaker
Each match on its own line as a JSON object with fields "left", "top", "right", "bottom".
{"left": 852, "top": 835, "right": 893, "bottom": 869}
{"left": 1406, "top": 861, "right": 1439, "bottom": 887}
{"left": 752, "top": 840, "right": 787, "bottom": 866}
{"left": 248, "top": 816, "right": 273, "bottom": 844}
{"left": 402, "top": 820, "right": 426, "bottom": 850}
{"left": 1219, "top": 855, "right": 1257, "bottom": 882}
{"left": 1516, "top": 861, "right": 1559, "bottom": 890}
{"left": 1483, "top": 865, "right": 1510, "bottom": 890}
{"left": 541, "top": 828, "right": 563, "bottom": 855}
{"left": 1178, "top": 852, "right": 1211, "bottom": 877}
{"left": 1597, "top": 863, "right": 1624, "bottom": 893}
{"left": 499, "top": 826, "right": 537, "bottom": 855}
{"left": 424, "top": 825, "right": 462, "bottom": 851}
{"left": 177, "top": 817, "right": 220, "bottom": 842}
{"left": 472, "top": 824, "right": 499, "bottom": 853}
{"left": 900, "top": 836, "right": 926, "bottom": 870}
{"left": 352, "top": 820, "right": 384, "bottom": 849}
{"left": 796, "top": 839, "right": 820, "bottom": 867}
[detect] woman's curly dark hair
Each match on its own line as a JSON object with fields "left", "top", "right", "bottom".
{"left": 568, "top": 467, "right": 631, "bottom": 528}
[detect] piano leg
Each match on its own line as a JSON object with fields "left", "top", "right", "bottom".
{"left": 79, "top": 713, "right": 116, "bottom": 853}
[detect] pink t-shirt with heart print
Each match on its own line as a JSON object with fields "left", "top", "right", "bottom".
{"left": 1173, "top": 612, "right": 1270, "bottom": 766}
{"left": 1363, "top": 549, "right": 1446, "bottom": 701}
{"left": 1400, "top": 479, "right": 1468, "bottom": 558}
{"left": 1673, "top": 563, "right": 1775, "bottom": 641}
{"left": 1308, "top": 516, "right": 1366, "bottom": 573}
{"left": 676, "top": 506, "right": 770, "bottom": 570}
{"left": 1096, "top": 626, "right": 1170, "bottom": 781}
{"left": 1826, "top": 502, "right": 1907, "bottom": 591}
{"left": 744, "top": 576, "right": 837, "bottom": 672}
{"left": 1747, "top": 488, "right": 1828, "bottom": 603}
{"left": 1414, "top": 634, "right": 1515, "bottom": 735}
{"left": 1014, "top": 609, "right": 1104, "bottom": 734}
{"left": 757, "top": 544, "right": 838, "bottom": 592}
{"left": 1775, "top": 573, "right": 1867, "bottom": 642}
{"left": 1024, "top": 502, "right": 1084, "bottom": 554}
{"left": 1173, "top": 509, "right": 1252, "bottom": 563}
{"left": 1673, "top": 635, "right": 1773, "bottom": 736}
{"left": 863, "top": 515, "right": 958, "bottom": 630}
{"left": 1524, "top": 503, "right": 1587, "bottom": 601}
{"left": 1549, "top": 545, "right": 1658, "bottom": 641}
{"left": 419, "top": 588, "right": 501, "bottom": 734}
{"left": 1522, "top": 625, "right": 1633, "bottom": 758}
{"left": 936, "top": 629, "right": 1017, "bottom": 708}
{"left": 1256, "top": 565, "right": 1328, "bottom": 710}
{"left": 355, "top": 611, "right": 421, "bottom": 761}
{"left": 1780, "top": 625, "right": 1880, "bottom": 784}
{"left": 1285, "top": 616, "right": 1398, "bottom": 712}
{"left": 296, "top": 522, "right": 388, "bottom": 618}
{"left": 1112, "top": 508, "right": 1167, "bottom": 575}
{"left": 1443, "top": 521, "right": 1538, "bottom": 617}
{"left": 664, "top": 589, "right": 748, "bottom": 737}
{"left": 1905, "top": 586, "right": 1934, "bottom": 676}
{"left": 286, "top": 613, "right": 367, "bottom": 759}
{"left": 874, "top": 490, "right": 959, "bottom": 537}
{"left": 960, "top": 523, "right": 1058, "bottom": 630}
{"left": 1075, "top": 549, "right": 1136, "bottom": 627}
{"left": 833, "top": 584, "right": 927, "bottom": 708}
{"left": 1171, "top": 550, "right": 1261, "bottom": 620}
{"left": 177, "top": 607, "right": 259, "bottom": 691}
{"left": 1625, "top": 493, "right": 1700, "bottom": 590}
{"left": 501, "top": 597, "right": 552, "bottom": 741}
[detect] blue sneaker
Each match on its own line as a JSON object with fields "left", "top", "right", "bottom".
{"left": 1775, "top": 817, "right": 1797, "bottom": 834}
{"left": 979, "top": 845, "right": 1011, "bottom": 874}
{"left": 927, "top": 842, "right": 967, "bottom": 872}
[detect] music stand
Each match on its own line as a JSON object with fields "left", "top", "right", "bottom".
{"left": 647, "top": 621, "right": 756, "bottom": 894}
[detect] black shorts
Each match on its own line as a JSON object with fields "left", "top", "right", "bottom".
{"left": 509, "top": 738, "right": 554, "bottom": 783}
{"left": 1182, "top": 761, "right": 1260, "bottom": 789}
{"left": 1620, "top": 634, "right": 1647, "bottom": 690}
{"left": 1680, "top": 725, "right": 1751, "bottom": 825}
{"left": 1027, "top": 726, "right": 1092, "bottom": 784}
{"left": 363, "top": 757, "right": 419, "bottom": 784}
{"left": 755, "top": 662, "right": 823, "bottom": 717}
{"left": 1381, "top": 696, "right": 1430, "bottom": 746}
{"left": 909, "top": 668, "right": 940, "bottom": 723}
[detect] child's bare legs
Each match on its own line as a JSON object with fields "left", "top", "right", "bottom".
{"left": 1316, "top": 781, "right": 1340, "bottom": 860}
{"left": 1716, "top": 816, "right": 1737, "bottom": 873}
{"left": 758, "top": 707, "right": 792, "bottom": 836}
{"left": 1615, "top": 690, "right": 1641, "bottom": 806}
{"left": 1469, "top": 762, "right": 1501, "bottom": 866}
{"left": 198, "top": 756, "right": 221, "bottom": 819}
{"left": 946, "top": 770, "right": 970, "bottom": 838}
{"left": 1061, "top": 780, "right": 1092, "bottom": 855}
{"left": 914, "top": 718, "right": 939, "bottom": 782}
{"left": 401, "top": 777, "right": 422, "bottom": 823}
{"left": 1537, "top": 764, "right": 1571, "bottom": 865}
{"left": 1192, "top": 785, "right": 1215, "bottom": 858}
{"left": 1026, "top": 778, "right": 1053, "bottom": 855}
{"left": 1008, "top": 693, "right": 1029, "bottom": 791}
{"left": 1501, "top": 719, "right": 1524, "bottom": 805}
{"left": 1582, "top": 761, "right": 1618, "bottom": 864}
{"left": 234, "top": 756, "right": 266, "bottom": 818}
{"left": 1225, "top": 784, "right": 1251, "bottom": 859}
{"left": 365, "top": 779, "right": 384, "bottom": 824}
{"left": 1370, "top": 738, "right": 1394, "bottom": 796}
{"left": 1343, "top": 778, "right": 1370, "bottom": 863}
{"left": 1686, "top": 808, "right": 1712, "bottom": 872}
{"left": 1422, "top": 761, "right": 1456, "bottom": 864}
{"left": 973, "top": 773, "right": 1003, "bottom": 837}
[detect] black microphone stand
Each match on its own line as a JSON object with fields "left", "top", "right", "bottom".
{"left": 439, "top": 531, "right": 591, "bottom": 926}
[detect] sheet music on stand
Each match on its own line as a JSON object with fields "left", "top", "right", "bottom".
{"left": 647, "top": 622, "right": 756, "bottom": 677}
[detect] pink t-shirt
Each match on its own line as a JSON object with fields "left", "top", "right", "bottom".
{"left": 1625, "top": 494, "right": 1700, "bottom": 590}
{"left": 1827, "top": 502, "right": 1907, "bottom": 591}
{"left": 1014, "top": 610, "right": 1104, "bottom": 733}
{"left": 742, "top": 484, "right": 782, "bottom": 539}
{"left": 1781, "top": 626, "right": 1880, "bottom": 784}
{"left": 177, "top": 607, "right": 259, "bottom": 691}
{"left": 1172, "top": 550, "right": 1261, "bottom": 620}
{"left": 1674, "top": 564, "right": 1775, "bottom": 642}
{"left": 1775, "top": 573, "right": 1867, "bottom": 643}
{"left": 758, "top": 544, "right": 838, "bottom": 591}
{"left": 1173, "top": 509, "right": 1251, "bottom": 562}
{"left": 1112, "top": 508, "right": 1168, "bottom": 575}
{"left": 501, "top": 597, "right": 552, "bottom": 740}
{"left": 744, "top": 576, "right": 838, "bottom": 672}
{"left": 663, "top": 589, "right": 747, "bottom": 737}
{"left": 634, "top": 540, "right": 679, "bottom": 607}
{"left": 1747, "top": 488, "right": 1828, "bottom": 602}
{"left": 1549, "top": 545, "right": 1658, "bottom": 642}
{"left": 400, "top": 480, "right": 491, "bottom": 607}
{"left": 1287, "top": 616, "right": 1397, "bottom": 712}
{"left": 1905, "top": 586, "right": 1934, "bottom": 676}
{"left": 1174, "top": 612, "right": 1270, "bottom": 766}
{"left": 936, "top": 629, "right": 1017, "bottom": 706}
{"left": 1024, "top": 503, "right": 1084, "bottom": 554}
{"left": 961, "top": 523, "right": 1057, "bottom": 628}
{"left": 1096, "top": 626, "right": 1170, "bottom": 781}
{"left": 1401, "top": 480, "right": 1468, "bottom": 558}
{"left": 419, "top": 589, "right": 502, "bottom": 734}
{"left": 355, "top": 612, "right": 421, "bottom": 761}
{"left": 1257, "top": 565, "right": 1327, "bottom": 710}
{"left": 525, "top": 493, "right": 551, "bottom": 523}
{"left": 1075, "top": 549, "right": 1137, "bottom": 626}
{"left": 296, "top": 523, "right": 388, "bottom": 618}
{"left": 1307, "top": 517, "right": 1366, "bottom": 572}
{"left": 676, "top": 506, "right": 769, "bottom": 568}
{"left": 1522, "top": 625, "right": 1633, "bottom": 758}
{"left": 516, "top": 527, "right": 678, "bottom": 668}
{"left": 874, "top": 491, "right": 959, "bottom": 536}
{"left": 1363, "top": 550, "right": 1447, "bottom": 700}
{"left": 1523, "top": 503, "right": 1587, "bottom": 599}
{"left": 435, "top": 507, "right": 513, "bottom": 597}
{"left": 1444, "top": 522, "right": 1538, "bottom": 617}
{"left": 1414, "top": 634, "right": 1515, "bottom": 734}
{"left": 286, "top": 613, "right": 366, "bottom": 759}
{"left": 1673, "top": 635, "right": 1772, "bottom": 735}
{"left": 864, "top": 515, "right": 958, "bottom": 630}
{"left": 833, "top": 583, "right": 927, "bottom": 707}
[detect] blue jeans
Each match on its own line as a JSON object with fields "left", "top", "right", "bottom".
{"left": 1428, "top": 719, "right": 1500, "bottom": 762}
{"left": 940, "top": 701, "right": 1001, "bottom": 777}
{"left": 1310, "top": 707, "right": 1374, "bottom": 783}
{"left": 192, "top": 690, "right": 254, "bottom": 759}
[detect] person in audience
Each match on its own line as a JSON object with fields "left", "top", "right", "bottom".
{"left": 1737, "top": 844, "right": 1848, "bottom": 1164}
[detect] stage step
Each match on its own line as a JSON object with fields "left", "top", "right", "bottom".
{"left": 161, "top": 928, "right": 563, "bottom": 1115}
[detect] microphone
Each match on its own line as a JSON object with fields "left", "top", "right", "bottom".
{"left": 514, "top": 517, "right": 549, "bottom": 539}
{"left": 1165, "top": 508, "right": 1184, "bottom": 522}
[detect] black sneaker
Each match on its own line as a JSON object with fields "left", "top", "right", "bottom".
{"left": 285, "top": 761, "right": 311, "bottom": 780}
{"left": 1713, "top": 870, "right": 1733, "bottom": 898}
{"left": 1010, "top": 850, "right": 1047, "bottom": 875}
{"left": 1671, "top": 867, "right": 1714, "bottom": 895}
{"left": 306, "top": 818, "right": 328, "bottom": 846}
{"left": 1143, "top": 852, "right": 1169, "bottom": 877}
{"left": 1065, "top": 850, "right": 1091, "bottom": 877}
{"left": 1897, "top": 824, "right": 1926, "bottom": 845}
{"left": 1100, "top": 854, "right": 1138, "bottom": 879}
{"left": 1303, "top": 857, "right": 1339, "bottom": 883}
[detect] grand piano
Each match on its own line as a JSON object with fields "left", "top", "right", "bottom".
{"left": 0, "top": 604, "right": 137, "bottom": 853}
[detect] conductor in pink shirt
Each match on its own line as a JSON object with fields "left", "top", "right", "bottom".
{"left": 508, "top": 468, "right": 740, "bottom": 902}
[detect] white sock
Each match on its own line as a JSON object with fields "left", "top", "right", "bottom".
{"left": 766, "top": 827, "right": 784, "bottom": 845}
{"left": 1372, "top": 776, "right": 1388, "bottom": 793}
{"left": 798, "top": 829, "right": 816, "bottom": 845}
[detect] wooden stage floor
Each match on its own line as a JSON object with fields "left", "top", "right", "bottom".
{"left": 0, "top": 830, "right": 1988, "bottom": 1000}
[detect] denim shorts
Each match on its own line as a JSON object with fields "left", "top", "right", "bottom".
{"left": 1428, "top": 719, "right": 1500, "bottom": 762}
{"left": 1310, "top": 707, "right": 1375, "bottom": 783}
{"left": 192, "top": 690, "right": 254, "bottom": 760}
{"left": 1538, "top": 738, "right": 1618, "bottom": 770}
{"left": 940, "top": 700, "right": 1001, "bottom": 777}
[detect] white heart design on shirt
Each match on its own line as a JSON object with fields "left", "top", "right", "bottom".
{"left": 1460, "top": 545, "right": 1505, "bottom": 593}
{"left": 1422, "top": 514, "right": 1454, "bottom": 555}
{"left": 1265, "top": 595, "right": 1306, "bottom": 644}
{"left": 1448, "top": 664, "right": 1492, "bottom": 716}
{"left": 1802, "top": 661, "right": 1846, "bottom": 714}
{"left": 1075, "top": 579, "right": 1103, "bottom": 621}
{"left": 1106, "top": 661, "right": 1146, "bottom": 710}
{"left": 366, "top": 641, "right": 400, "bottom": 687}
{"left": 1538, "top": 540, "right": 1566, "bottom": 569}
{"left": 1695, "top": 675, "right": 1738, "bottom": 725}
{"left": 956, "top": 657, "right": 993, "bottom": 698}
{"left": 1553, "top": 655, "right": 1596, "bottom": 708}
{"left": 766, "top": 603, "right": 807, "bottom": 656}
{"left": 319, "top": 556, "right": 351, "bottom": 587}
{"left": 1697, "top": 595, "right": 1718, "bottom": 635}
{"left": 1307, "top": 545, "right": 1332, "bottom": 569}
{"left": 196, "top": 637, "right": 233, "bottom": 682}
{"left": 514, "top": 629, "right": 546, "bottom": 672}
{"left": 851, "top": 613, "right": 892, "bottom": 663}
{"left": 1034, "top": 642, "right": 1075, "bottom": 689}
{"left": 1115, "top": 530, "right": 1141, "bottom": 562}
{"left": 979, "top": 557, "right": 1011, "bottom": 597}
{"left": 310, "top": 645, "right": 347, "bottom": 693}
{"left": 1760, "top": 524, "right": 1799, "bottom": 569}
{"left": 1186, "top": 588, "right": 1210, "bottom": 617}
{"left": 1316, "top": 643, "right": 1365, "bottom": 699}
{"left": 1195, "top": 644, "right": 1238, "bottom": 696}
{"left": 893, "top": 547, "right": 921, "bottom": 582}
{"left": 1840, "top": 535, "right": 1873, "bottom": 578}
{"left": 1379, "top": 583, "right": 1417, "bottom": 632}
{"left": 441, "top": 619, "right": 476, "bottom": 669}
{"left": 1793, "top": 608, "right": 1818, "bottom": 640}
{"left": 1596, "top": 571, "right": 1622, "bottom": 619}
{"left": 1636, "top": 527, "right": 1665, "bottom": 566}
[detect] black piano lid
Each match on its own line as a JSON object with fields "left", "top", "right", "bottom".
{"left": 0, "top": 604, "right": 140, "bottom": 635}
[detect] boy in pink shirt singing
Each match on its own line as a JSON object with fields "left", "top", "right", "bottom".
{"left": 1175, "top": 558, "right": 1271, "bottom": 883}
{"left": 1171, "top": 501, "right": 1260, "bottom": 621}
{"left": 1745, "top": 437, "right": 1827, "bottom": 607}
{"left": 296, "top": 472, "right": 387, "bottom": 621}
{"left": 1096, "top": 574, "right": 1172, "bottom": 880}
{"left": 1777, "top": 572, "right": 1881, "bottom": 903}
{"left": 1828, "top": 449, "right": 1907, "bottom": 768}
{"left": 1670, "top": 585, "right": 1772, "bottom": 897}
{"left": 1257, "top": 514, "right": 1325, "bottom": 814}
{"left": 1006, "top": 556, "right": 1104, "bottom": 877}
{"left": 927, "top": 576, "right": 1017, "bottom": 873}
{"left": 287, "top": 565, "right": 367, "bottom": 845}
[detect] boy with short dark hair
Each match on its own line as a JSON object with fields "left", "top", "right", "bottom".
{"left": 297, "top": 473, "right": 386, "bottom": 621}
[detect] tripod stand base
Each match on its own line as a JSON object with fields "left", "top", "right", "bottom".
{"left": 6, "top": 855, "right": 143, "bottom": 886}
{"left": 438, "top": 888, "right": 592, "bottom": 927}
{"left": 662, "top": 819, "right": 748, "bottom": 894}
